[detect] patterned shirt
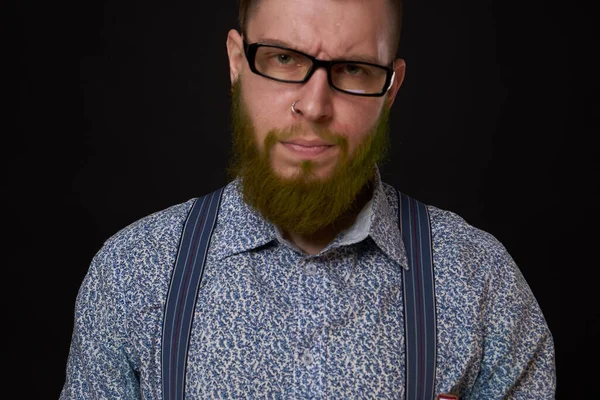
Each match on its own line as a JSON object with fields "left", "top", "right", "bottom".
{"left": 60, "top": 177, "right": 555, "bottom": 399}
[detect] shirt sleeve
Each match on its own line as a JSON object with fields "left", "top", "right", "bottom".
{"left": 468, "top": 244, "right": 556, "bottom": 399}
{"left": 60, "top": 246, "right": 141, "bottom": 399}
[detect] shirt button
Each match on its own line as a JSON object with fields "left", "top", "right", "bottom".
{"left": 304, "top": 263, "right": 317, "bottom": 276}
{"left": 301, "top": 350, "right": 314, "bottom": 366}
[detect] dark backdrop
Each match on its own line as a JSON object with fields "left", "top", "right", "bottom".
{"left": 9, "top": 0, "right": 597, "bottom": 398}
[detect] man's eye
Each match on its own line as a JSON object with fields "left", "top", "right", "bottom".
{"left": 276, "top": 54, "right": 294, "bottom": 64}
{"left": 344, "top": 64, "right": 366, "bottom": 75}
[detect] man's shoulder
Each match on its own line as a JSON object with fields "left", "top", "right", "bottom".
{"left": 81, "top": 197, "right": 201, "bottom": 301}
{"left": 92, "top": 183, "right": 237, "bottom": 269}
{"left": 381, "top": 183, "right": 512, "bottom": 266}
{"left": 101, "top": 198, "right": 197, "bottom": 255}
{"left": 426, "top": 204, "right": 510, "bottom": 262}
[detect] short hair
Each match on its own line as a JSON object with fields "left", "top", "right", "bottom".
{"left": 237, "top": 0, "right": 403, "bottom": 56}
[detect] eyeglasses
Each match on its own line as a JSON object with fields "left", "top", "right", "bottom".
{"left": 243, "top": 41, "right": 395, "bottom": 97}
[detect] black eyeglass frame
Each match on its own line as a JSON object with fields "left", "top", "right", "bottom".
{"left": 243, "top": 41, "right": 396, "bottom": 97}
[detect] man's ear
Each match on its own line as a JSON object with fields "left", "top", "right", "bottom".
{"left": 226, "top": 29, "right": 245, "bottom": 85}
{"left": 385, "top": 59, "right": 406, "bottom": 109}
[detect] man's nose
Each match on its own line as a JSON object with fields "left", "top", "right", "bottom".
{"left": 291, "top": 67, "right": 334, "bottom": 122}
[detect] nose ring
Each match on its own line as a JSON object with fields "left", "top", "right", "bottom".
{"left": 291, "top": 100, "right": 301, "bottom": 115}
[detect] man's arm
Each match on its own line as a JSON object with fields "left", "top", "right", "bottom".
{"left": 60, "top": 247, "right": 140, "bottom": 399}
{"left": 469, "top": 246, "right": 556, "bottom": 399}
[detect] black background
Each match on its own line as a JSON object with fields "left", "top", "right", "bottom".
{"left": 9, "top": 0, "right": 597, "bottom": 398}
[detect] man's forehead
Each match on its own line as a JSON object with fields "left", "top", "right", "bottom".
{"left": 245, "top": 0, "right": 393, "bottom": 62}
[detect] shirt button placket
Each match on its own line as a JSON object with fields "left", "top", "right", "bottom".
{"left": 296, "top": 258, "right": 323, "bottom": 398}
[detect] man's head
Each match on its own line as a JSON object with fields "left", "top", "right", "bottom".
{"left": 237, "top": 0, "right": 403, "bottom": 59}
{"left": 226, "top": 0, "right": 406, "bottom": 234}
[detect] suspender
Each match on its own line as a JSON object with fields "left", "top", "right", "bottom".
{"left": 161, "top": 188, "right": 224, "bottom": 400}
{"left": 161, "top": 188, "right": 436, "bottom": 400}
{"left": 398, "top": 191, "right": 437, "bottom": 400}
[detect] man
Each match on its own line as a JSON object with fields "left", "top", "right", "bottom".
{"left": 61, "top": 0, "right": 556, "bottom": 398}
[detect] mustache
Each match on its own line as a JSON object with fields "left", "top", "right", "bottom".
{"left": 264, "top": 125, "right": 349, "bottom": 151}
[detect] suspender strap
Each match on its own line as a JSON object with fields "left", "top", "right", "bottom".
{"left": 398, "top": 191, "right": 437, "bottom": 400}
{"left": 162, "top": 188, "right": 224, "bottom": 400}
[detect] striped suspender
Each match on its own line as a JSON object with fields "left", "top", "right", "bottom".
{"left": 399, "top": 190, "right": 437, "bottom": 400}
{"left": 161, "top": 188, "right": 436, "bottom": 400}
{"left": 161, "top": 188, "right": 224, "bottom": 400}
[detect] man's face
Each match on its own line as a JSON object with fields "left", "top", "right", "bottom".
{"left": 228, "top": 78, "right": 390, "bottom": 235}
{"left": 227, "top": 0, "right": 405, "bottom": 181}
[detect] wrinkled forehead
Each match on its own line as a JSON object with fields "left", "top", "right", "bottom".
{"left": 245, "top": 0, "right": 395, "bottom": 64}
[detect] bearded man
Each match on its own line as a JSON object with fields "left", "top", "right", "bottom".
{"left": 60, "top": 0, "right": 556, "bottom": 398}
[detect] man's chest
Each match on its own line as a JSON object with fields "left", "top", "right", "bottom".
{"left": 183, "top": 248, "right": 408, "bottom": 398}
{"left": 128, "top": 243, "right": 481, "bottom": 399}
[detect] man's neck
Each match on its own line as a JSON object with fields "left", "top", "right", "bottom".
{"left": 281, "top": 183, "right": 374, "bottom": 255}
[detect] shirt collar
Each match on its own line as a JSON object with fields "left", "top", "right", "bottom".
{"left": 367, "top": 174, "right": 409, "bottom": 269}
{"left": 211, "top": 179, "right": 278, "bottom": 261}
{"left": 333, "top": 170, "right": 409, "bottom": 269}
{"left": 211, "top": 173, "right": 409, "bottom": 269}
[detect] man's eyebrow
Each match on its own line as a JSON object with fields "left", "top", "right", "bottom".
{"left": 254, "top": 37, "right": 385, "bottom": 65}
{"left": 342, "top": 54, "right": 384, "bottom": 65}
{"left": 254, "top": 37, "right": 297, "bottom": 49}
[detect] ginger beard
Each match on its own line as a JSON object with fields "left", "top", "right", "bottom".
{"left": 228, "top": 80, "right": 390, "bottom": 236}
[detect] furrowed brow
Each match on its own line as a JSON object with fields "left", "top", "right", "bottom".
{"left": 250, "top": 37, "right": 385, "bottom": 65}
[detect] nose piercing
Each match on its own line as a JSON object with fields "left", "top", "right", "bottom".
{"left": 291, "top": 100, "right": 301, "bottom": 115}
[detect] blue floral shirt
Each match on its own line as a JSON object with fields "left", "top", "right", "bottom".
{"left": 60, "top": 178, "right": 555, "bottom": 399}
